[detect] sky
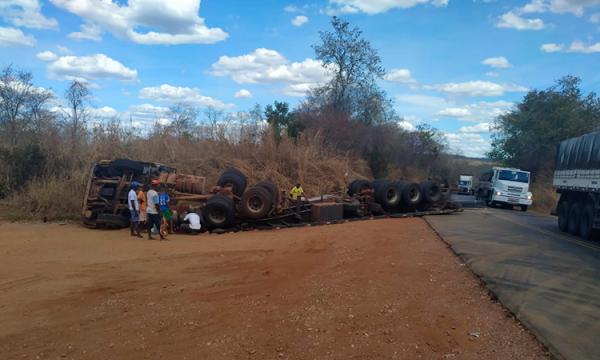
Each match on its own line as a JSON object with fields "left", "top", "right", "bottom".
{"left": 0, "top": 0, "right": 599, "bottom": 158}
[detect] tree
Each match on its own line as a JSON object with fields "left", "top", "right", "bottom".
{"left": 204, "top": 106, "right": 224, "bottom": 140}
{"left": 0, "top": 66, "right": 53, "bottom": 147}
{"left": 168, "top": 104, "right": 198, "bottom": 138}
{"left": 264, "top": 101, "right": 292, "bottom": 144}
{"left": 312, "top": 16, "right": 389, "bottom": 125}
{"left": 489, "top": 76, "right": 600, "bottom": 175}
{"left": 63, "top": 80, "right": 90, "bottom": 151}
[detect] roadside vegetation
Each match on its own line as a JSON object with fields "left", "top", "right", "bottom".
{"left": 490, "top": 76, "right": 600, "bottom": 212}
{"left": 1, "top": 17, "right": 593, "bottom": 220}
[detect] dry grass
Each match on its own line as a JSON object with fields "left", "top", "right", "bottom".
{"left": 6, "top": 128, "right": 371, "bottom": 221}
{"left": 530, "top": 177, "right": 559, "bottom": 215}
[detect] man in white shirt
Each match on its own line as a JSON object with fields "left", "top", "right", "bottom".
{"left": 128, "top": 182, "right": 142, "bottom": 238}
{"left": 146, "top": 180, "right": 165, "bottom": 240}
{"left": 181, "top": 210, "right": 202, "bottom": 235}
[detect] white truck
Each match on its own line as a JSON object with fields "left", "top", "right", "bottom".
{"left": 554, "top": 131, "right": 600, "bottom": 239}
{"left": 475, "top": 167, "right": 533, "bottom": 211}
{"left": 457, "top": 175, "right": 473, "bottom": 194}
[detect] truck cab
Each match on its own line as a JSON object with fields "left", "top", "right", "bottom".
{"left": 477, "top": 167, "right": 533, "bottom": 211}
{"left": 457, "top": 175, "right": 473, "bottom": 194}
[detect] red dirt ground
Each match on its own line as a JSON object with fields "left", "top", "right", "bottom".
{"left": 0, "top": 218, "right": 549, "bottom": 359}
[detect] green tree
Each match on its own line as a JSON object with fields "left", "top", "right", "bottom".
{"left": 264, "top": 101, "right": 302, "bottom": 143}
{"left": 489, "top": 76, "right": 600, "bottom": 175}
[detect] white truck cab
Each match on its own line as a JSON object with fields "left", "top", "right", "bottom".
{"left": 458, "top": 175, "right": 473, "bottom": 194}
{"left": 476, "top": 167, "right": 533, "bottom": 211}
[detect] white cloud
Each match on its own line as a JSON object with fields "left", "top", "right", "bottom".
{"left": 540, "top": 41, "right": 600, "bottom": 53}
{"left": 398, "top": 120, "right": 416, "bottom": 131}
{"left": 445, "top": 132, "right": 491, "bottom": 157}
{"left": 384, "top": 68, "right": 417, "bottom": 84}
{"left": 69, "top": 23, "right": 102, "bottom": 41}
{"left": 0, "top": 0, "right": 58, "bottom": 30}
{"left": 126, "top": 103, "right": 171, "bottom": 125}
{"left": 284, "top": 5, "right": 299, "bottom": 13}
{"left": 234, "top": 89, "right": 253, "bottom": 99}
{"left": 91, "top": 106, "right": 119, "bottom": 119}
{"left": 427, "top": 80, "right": 528, "bottom": 97}
{"left": 481, "top": 56, "right": 512, "bottom": 68}
{"left": 139, "top": 84, "right": 233, "bottom": 109}
{"left": 56, "top": 45, "right": 71, "bottom": 54}
{"left": 496, "top": 11, "right": 545, "bottom": 30}
{"left": 458, "top": 122, "right": 491, "bottom": 133}
{"left": 326, "top": 0, "right": 448, "bottom": 15}
{"left": 438, "top": 107, "right": 472, "bottom": 117}
{"left": 50, "top": 0, "right": 228, "bottom": 45}
{"left": 568, "top": 41, "right": 600, "bottom": 53}
{"left": 486, "top": 72, "right": 500, "bottom": 77}
{"left": 211, "top": 48, "right": 330, "bottom": 97}
{"left": 36, "top": 50, "right": 57, "bottom": 61}
{"left": 43, "top": 54, "right": 138, "bottom": 82}
{"left": 591, "top": 12, "right": 600, "bottom": 22}
{"left": 292, "top": 15, "right": 309, "bottom": 26}
{"left": 0, "top": 26, "right": 35, "bottom": 47}
{"left": 541, "top": 43, "right": 564, "bottom": 52}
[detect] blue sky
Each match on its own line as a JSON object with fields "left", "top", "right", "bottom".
{"left": 1, "top": 0, "right": 599, "bottom": 157}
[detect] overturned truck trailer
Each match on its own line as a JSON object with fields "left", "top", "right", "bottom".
{"left": 82, "top": 159, "right": 457, "bottom": 231}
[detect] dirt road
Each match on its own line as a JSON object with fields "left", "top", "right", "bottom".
{"left": 0, "top": 218, "right": 548, "bottom": 360}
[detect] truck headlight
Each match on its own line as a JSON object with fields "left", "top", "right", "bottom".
{"left": 495, "top": 190, "right": 502, "bottom": 196}
{"left": 527, "top": 193, "right": 532, "bottom": 200}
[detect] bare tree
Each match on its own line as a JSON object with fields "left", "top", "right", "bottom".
{"left": 63, "top": 81, "right": 90, "bottom": 151}
{"left": 168, "top": 104, "right": 198, "bottom": 138}
{"left": 204, "top": 106, "right": 224, "bottom": 140}
{"left": 0, "top": 66, "right": 52, "bottom": 147}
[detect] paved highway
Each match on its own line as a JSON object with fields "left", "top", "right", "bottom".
{"left": 426, "top": 204, "right": 600, "bottom": 360}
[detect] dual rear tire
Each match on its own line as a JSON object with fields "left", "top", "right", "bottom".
{"left": 558, "top": 199, "right": 597, "bottom": 240}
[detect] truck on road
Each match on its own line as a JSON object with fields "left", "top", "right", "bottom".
{"left": 457, "top": 175, "right": 473, "bottom": 194}
{"left": 554, "top": 131, "right": 600, "bottom": 239}
{"left": 476, "top": 167, "right": 533, "bottom": 211}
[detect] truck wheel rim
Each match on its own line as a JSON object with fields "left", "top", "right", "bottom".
{"left": 409, "top": 188, "right": 420, "bottom": 202}
{"left": 248, "top": 196, "right": 264, "bottom": 213}
{"left": 208, "top": 209, "right": 226, "bottom": 224}
{"left": 386, "top": 189, "right": 399, "bottom": 203}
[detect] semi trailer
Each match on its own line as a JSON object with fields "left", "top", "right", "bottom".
{"left": 82, "top": 158, "right": 457, "bottom": 231}
{"left": 554, "top": 131, "right": 600, "bottom": 240}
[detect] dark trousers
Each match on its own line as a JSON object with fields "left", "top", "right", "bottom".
{"left": 147, "top": 213, "right": 161, "bottom": 233}
{"left": 180, "top": 224, "right": 199, "bottom": 235}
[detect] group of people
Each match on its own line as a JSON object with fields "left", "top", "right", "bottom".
{"left": 126, "top": 181, "right": 305, "bottom": 239}
{"left": 127, "top": 180, "right": 201, "bottom": 240}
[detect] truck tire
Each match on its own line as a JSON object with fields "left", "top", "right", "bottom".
{"left": 420, "top": 181, "right": 441, "bottom": 204}
{"left": 203, "top": 195, "right": 235, "bottom": 229}
{"left": 557, "top": 201, "right": 570, "bottom": 232}
{"left": 568, "top": 202, "right": 582, "bottom": 236}
{"left": 373, "top": 180, "right": 402, "bottom": 212}
{"left": 580, "top": 203, "right": 595, "bottom": 240}
{"left": 348, "top": 179, "right": 372, "bottom": 196}
{"left": 342, "top": 198, "right": 360, "bottom": 215}
{"left": 255, "top": 181, "right": 280, "bottom": 207}
{"left": 217, "top": 168, "right": 247, "bottom": 197}
{"left": 239, "top": 186, "right": 273, "bottom": 219}
{"left": 520, "top": 205, "right": 528, "bottom": 212}
{"left": 395, "top": 181, "right": 421, "bottom": 207}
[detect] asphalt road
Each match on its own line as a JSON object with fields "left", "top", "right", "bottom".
{"left": 426, "top": 203, "right": 600, "bottom": 360}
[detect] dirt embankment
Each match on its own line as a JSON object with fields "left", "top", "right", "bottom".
{"left": 0, "top": 218, "right": 549, "bottom": 359}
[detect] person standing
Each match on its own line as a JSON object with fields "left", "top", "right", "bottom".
{"left": 128, "top": 182, "right": 142, "bottom": 238}
{"left": 159, "top": 186, "right": 173, "bottom": 234}
{"left": 146, "top": 180, "right": 164, "bottom": 240}
{"left": 290, "top": 183, "right": 305, "bottom": 218}
{"left": 137, "top": 185, "right": 147, "bottom": 227}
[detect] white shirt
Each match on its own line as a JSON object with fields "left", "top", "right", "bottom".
{"left": 184, "top": 213, "right": 201, "bottom": 230}
{"left": 128, "top": 189, "right": 139, "bottom": 211}
{"left": 146, "top": 189, "right": 159, "bottom": 214}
